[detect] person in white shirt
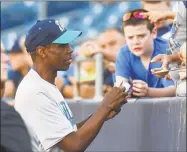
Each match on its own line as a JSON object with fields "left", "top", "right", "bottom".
{"left": 14, "top": 19, "right": 127, "bottom": 152}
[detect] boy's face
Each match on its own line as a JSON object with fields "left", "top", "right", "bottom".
{"left": 124, "top": 24, "right": 156, "bottom": 57}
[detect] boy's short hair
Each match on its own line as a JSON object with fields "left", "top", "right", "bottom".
{"left": 122, "top": 9, "right": 154, "bottom": 33}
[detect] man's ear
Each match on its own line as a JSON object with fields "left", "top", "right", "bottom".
{"left": 36, "top": 46, "right": 47, "bottom": 58}
{"left": 151, "top": 27, "right": 157, "bottom": 39}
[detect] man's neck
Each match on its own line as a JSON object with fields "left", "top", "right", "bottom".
{"left": 32, "top": 64, "right": 57, "bottom": 85}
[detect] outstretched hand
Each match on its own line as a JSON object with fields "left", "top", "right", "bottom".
{"left": 151, "top": 54, "right": 172, "bottom": 78}
{"left": 82, "top": 42, "right": 102, "bottom": 57}
{"left": 140, "top": 11, "right": 167, "bottom": 24}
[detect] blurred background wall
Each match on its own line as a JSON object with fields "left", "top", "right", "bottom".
{"left": 1, "top": 1, "right": 142, "bottom": 50}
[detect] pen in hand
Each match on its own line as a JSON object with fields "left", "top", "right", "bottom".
{"left": 119, "top": 81, "right": 123, "bottom": 88}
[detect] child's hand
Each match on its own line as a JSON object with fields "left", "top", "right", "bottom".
{"left": 132, "top": 80, "right": 149, "bottom": 97}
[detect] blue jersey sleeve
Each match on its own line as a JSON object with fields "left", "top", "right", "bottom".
{"left": 115, "top": 46, "right": 131, "bottom": 79}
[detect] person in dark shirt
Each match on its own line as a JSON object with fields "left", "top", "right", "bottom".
{"left": 1, "top": 101, "right": 32, "bottom": 152}
{"left": 1, "top": 41, "right": 32, "bottom": 152}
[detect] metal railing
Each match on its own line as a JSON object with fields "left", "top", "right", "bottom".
{"left": 73, "top": 53, "right": 103, "bottom": 100}
{"left": 66, "top": 97, "right": 186, "bottom": 152}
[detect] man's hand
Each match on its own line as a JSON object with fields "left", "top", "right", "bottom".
{"left": 106, "top": 108, "right": 121, "bottom": 120}
{"left": 151, "top": 54, "right": 172, "bottom": 78}
{"left": 103, "top": 85, "right": 113, "bottom": 94}
{"left": 151, "top": 68, "right": 169, "bottom": 78}
{"left": 141, "top": 11, "right": 168, "bottom": 23}
{"left": 102, "top": 87, "right": 127, "bottom": 120}
{"left": 151, "top": 54, "right": 171, "bottom": 69}
{"left": 132, "top": 80, "right": 149, "bottom": 97}
{"left": 106, "top": 62, "right": 116, "bottom": 73}
{"left": 82, "top": 41, "right": 102, "bottom": 57}
{"left": 140, "top": 11, "right": 175, "bottom": 28}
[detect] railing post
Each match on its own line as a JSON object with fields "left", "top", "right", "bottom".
{"left": 94, "top": 53, "right": 103, "bottom": 100}
{"left": 73, "top": 61, "right": 80, "bottom": 99}
{"left": 73, "top": 54, "right": 103, "bottom": 100}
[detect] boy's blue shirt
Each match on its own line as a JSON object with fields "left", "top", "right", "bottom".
{"left": 115, "top": 37, "right": 174, "bottom": 88}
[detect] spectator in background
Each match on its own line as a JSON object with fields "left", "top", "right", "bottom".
{"left": 81, "top": 28, "right": 126, "bottom": 85}
{"left": 87, "top": 28, "right": 125, "bottom": 63}
{"left": 141, "top": 1, "right": 174, "bottom": 38}
{"left": 56, "top": 39, "right": 114, "bottom": 98}
{"left": 80, "top": 38, "right": 114, "bottom": 87}
{"left": 115, "top": 9, "right": 176, "bottom": 98}
{"left": 4, "top": 36, "right": 33, "bottom": 98}
{"left": 0, "top": 41, "right": 32, "bottom": 152}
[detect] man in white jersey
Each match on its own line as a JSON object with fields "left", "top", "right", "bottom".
{"left": 14, "top": 19, "right": 127, "bottom": 152}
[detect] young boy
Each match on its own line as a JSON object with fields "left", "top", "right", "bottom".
{"left": 115, "top": 9, "right": 175, "bottom": 98}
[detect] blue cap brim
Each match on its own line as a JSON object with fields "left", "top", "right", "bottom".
{"left": 52, "top": 30, "right": 82, "bottom": 44}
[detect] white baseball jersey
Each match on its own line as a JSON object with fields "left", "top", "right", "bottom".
{"left": 15, "top": 69, "right": 77, "bottom": 152}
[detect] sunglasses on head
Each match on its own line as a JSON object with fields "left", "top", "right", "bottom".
{"left": 123, "top": 11, "right": 147, "bottom": 22}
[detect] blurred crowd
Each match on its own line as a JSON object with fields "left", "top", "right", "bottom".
{"left": 1, "top": 1, "right": 186, "bottom": 104}
{"left": 1, "top": 1, "right": 186, "bottom": 151}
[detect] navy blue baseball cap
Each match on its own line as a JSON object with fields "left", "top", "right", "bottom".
{"left": 25, "top": 19, "right": 82, "bottom": 52}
